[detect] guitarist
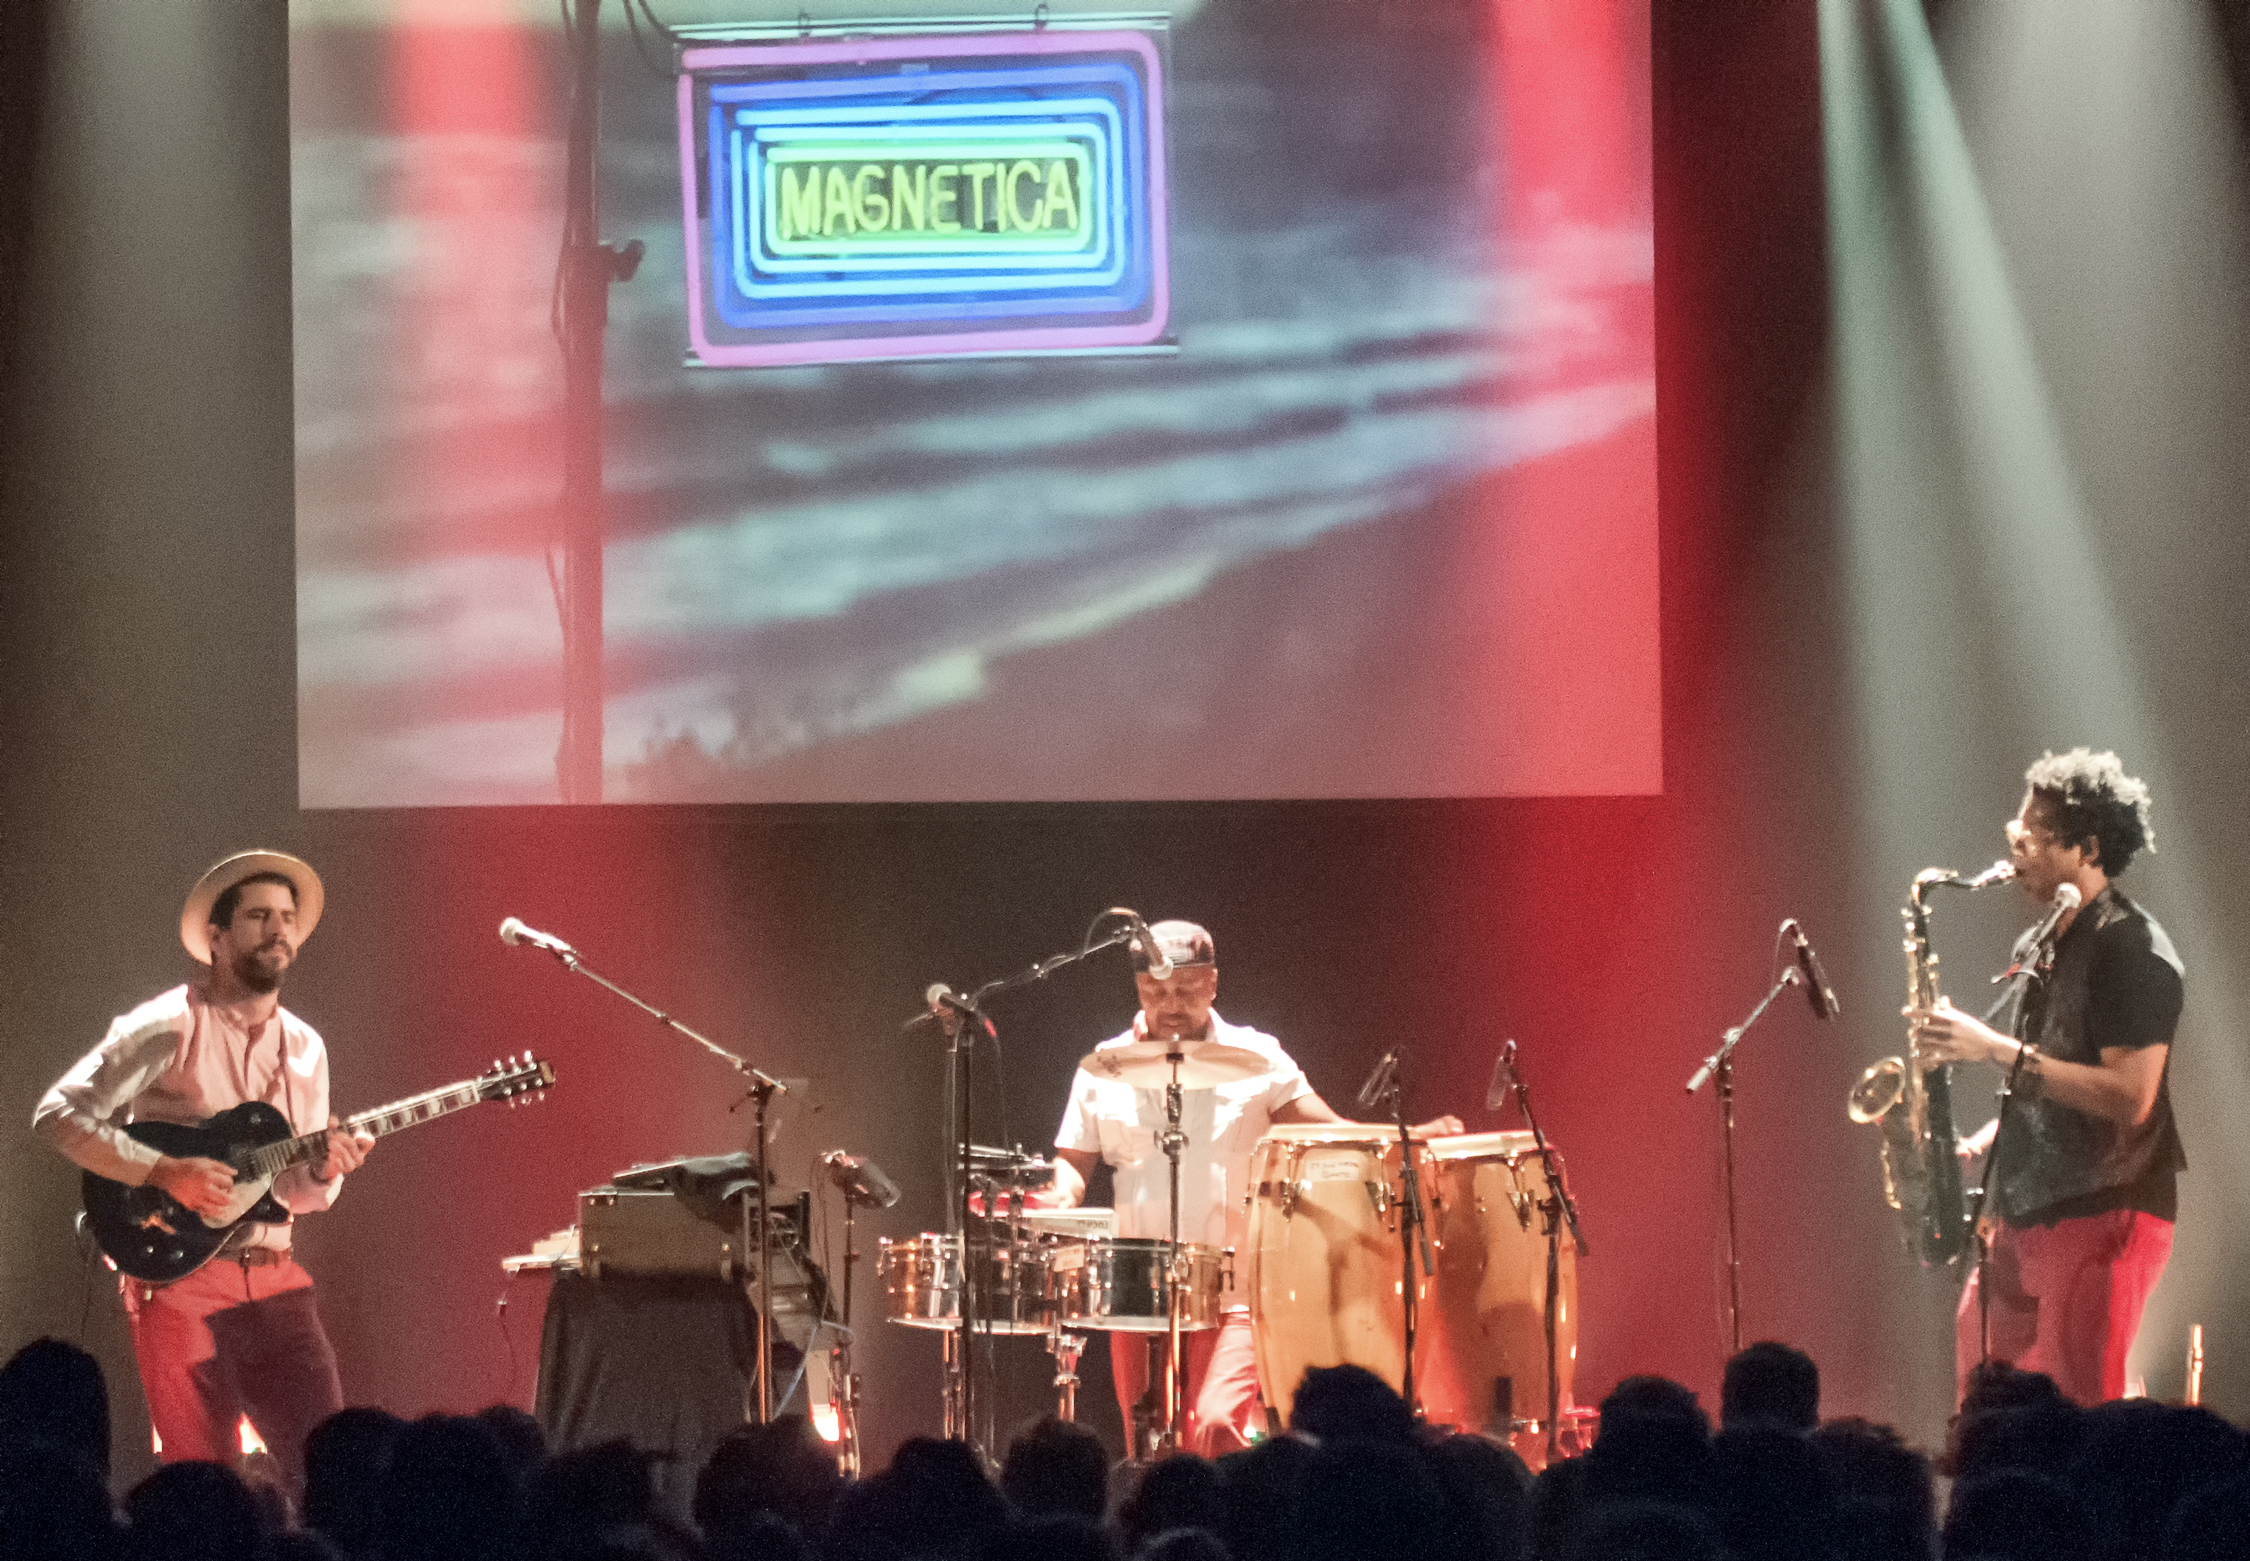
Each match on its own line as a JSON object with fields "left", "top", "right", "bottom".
{"left": 33, "top": 851, "right": 373, "bottom": 1491}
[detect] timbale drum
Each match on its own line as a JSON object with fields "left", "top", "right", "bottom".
{"left": 878, "top": 1232, "right": 1053, "bottom": 1335}
{"left": 1047, "top": 1237, "right": 1229, "bottom": 1332}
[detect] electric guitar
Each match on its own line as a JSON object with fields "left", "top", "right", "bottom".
{"left": 82, "top": 1054, "right": 556, "bottom": 1283}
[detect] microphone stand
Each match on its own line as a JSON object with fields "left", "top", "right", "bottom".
{"left": 1495, "top": 1043, "right": 1588, "bottom": 1466}
{"left": 1361, "top": 1054, "right": 1434, "bottom": 1414}
{"left": 1686, "top": 964, "right": 1805, "bottom": 1355}
{"left": 511, "top": 939, "right": 789, "bottom": 1421}
{"left": 903, "top": 915, "right": 1144, "bottom": 1457}
{"left": 1161, "top": 1055, "right": 1187, "bottom": 1453}
{"left": 835, "top": 1186, "right": 872, "bottom": 1476}
{"left": 1965, "top": 914, "right": 2069, "bottom": 1364}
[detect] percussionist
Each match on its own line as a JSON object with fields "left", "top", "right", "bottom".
{"left": 1037, "top": 919, "right": 1458, "bottom": 1454}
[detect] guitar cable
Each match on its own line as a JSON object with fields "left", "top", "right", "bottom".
{"left": 73, "top": 1213, "right": 104, "bottom": 1338}
{"left": 493, "top": 1277, "right": 524, "bottom": 1408}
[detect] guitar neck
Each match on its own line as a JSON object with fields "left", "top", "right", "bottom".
{"left": 236, "top": 1079, "right": 491, "bottom": 1182}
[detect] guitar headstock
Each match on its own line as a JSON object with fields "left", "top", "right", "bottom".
{"left": 478, "top": 1053, "right": 557, "bottom": 1105}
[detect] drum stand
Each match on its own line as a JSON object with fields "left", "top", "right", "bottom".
{"left": 1046, "top": 1319, "right": 1087, "bottom": 1422}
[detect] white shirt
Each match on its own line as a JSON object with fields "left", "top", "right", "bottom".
{"left": 1055, "top": 1009, "right": 1311, "bottom": 1278}
{"left": 34, "top": 984, "right": 341, "bottom": 1250}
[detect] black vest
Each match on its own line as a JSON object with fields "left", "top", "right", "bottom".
{"left": 1993, "top": 886, "right": 2185, "bottom": 1225}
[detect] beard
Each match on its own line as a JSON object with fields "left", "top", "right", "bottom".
{"left": 230, "top": 943, "right": 290, "bottom": 995}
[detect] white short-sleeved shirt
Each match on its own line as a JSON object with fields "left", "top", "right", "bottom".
{"left": 1055, "top": 1009, "right": 1312, "bottom": 1276}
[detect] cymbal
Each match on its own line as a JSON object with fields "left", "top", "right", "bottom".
{"left": 1078, "top": 1038, "right": 1271, "bottom": 1090}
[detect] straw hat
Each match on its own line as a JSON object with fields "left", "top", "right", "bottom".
{"left": 180, "top": 851, "right": 324, "bottom": 964}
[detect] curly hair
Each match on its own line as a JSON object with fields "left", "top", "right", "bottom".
{"left": 2023, "top": 748, "right": 2155, "bottom": 876}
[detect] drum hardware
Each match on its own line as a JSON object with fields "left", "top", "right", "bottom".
{"left": 1489, "top": 1040, "right": 1588, "bottom": 1467}
{"left": 967, "top": 1144, "right": 1054, "bottom": 1185}
{"left": 1045, "top": 1318, "right": 1088, "bottom": 1422}
{"left": 1159, "top": 1047, "right": 1191, "bottom": 1452}
{"left": 499, "top": 917, "right": 795, "bottom": 1424}
{"left": 1685, "top": 925, "right": 1828, "bottom": 1355}
{"left": 1048, "top": 1238, "right": 1229, "bottom": 1332}
{"left": 1012, "top": 1206, "right": 1116, "bottom": 1238}
{"left": 899, "top": 908, "right": 1175, "bottom": 1460}
{"left": 1250, "top": 1123, "right": 1577, "bottom": 1464}
{"left": 879, "top": 1232, "right": 1055, "bottom": 1335}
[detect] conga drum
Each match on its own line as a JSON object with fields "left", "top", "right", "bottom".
{"left": 1245, "top": 1124, "right": 1434, "bottom": 1427}
{"left": 1418, "top": 1131, "right": 1578, "bottom": 1455}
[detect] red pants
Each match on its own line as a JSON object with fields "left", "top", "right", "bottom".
{"left": 1956, "top": 1210, "right": 2174, "bottom": 1407}
{"left": 122, "top": 1255, "right": 343, "bottom": 1493}
{"left": 1110, "top": 1310, "right": 1264, "bottom": 1456}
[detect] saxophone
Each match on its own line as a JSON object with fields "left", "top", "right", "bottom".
{"left": 1846, "top": 864, "right": 2010, "bottom": 1267}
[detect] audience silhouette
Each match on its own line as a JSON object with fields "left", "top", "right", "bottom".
{"left": 3, "top": 1335, "right": 2246, "bottom": 1561}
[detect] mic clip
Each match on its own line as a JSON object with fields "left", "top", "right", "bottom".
{"left": 1356, "top": 1048, "right": 1401, "bottom": 1111}
{"left": 1486, "top": 1040, "right": 1519, "bottom": 1113}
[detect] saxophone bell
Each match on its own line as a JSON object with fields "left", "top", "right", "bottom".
{"left": 1847, "top": 1057, "right": 1904, "bottom": 1124}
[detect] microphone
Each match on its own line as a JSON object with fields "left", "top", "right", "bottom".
{"left": 1786, "top": 921, "right": 1841, "bottom": 1021}
{"left": 499, "top": 917, "right": 575, "bottom": 958}
{"left": 1486, "top": 1039, "right": 1519, "bottom": 1112}
{"left": 926, "top": 981, "right": 959, "bottom": 1013}
{"left": 2029, "top": 883, "right": 2082, "bottom": 951}
{"left": 824, "top": 1150, "right": 901, "bottom": 1209}
{"left": 1356, "top": 1048, "right": 1400, "bottom": 1110}
{"left": 1115, "top": 909, "right": 1174, "bottom": 979}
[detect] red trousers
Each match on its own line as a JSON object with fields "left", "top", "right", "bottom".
{"left": 122, "top": 1254, "right": 343, "bottom": 1493}
{"left": 1956, "top": 1209, "right": 2174, "bottom": 1407}
{"left": 1110, "top": 1310, "right": 1265, "bottom": 1456}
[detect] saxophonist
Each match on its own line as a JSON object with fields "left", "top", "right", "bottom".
{"left": 1910, "top": 749, "right": 2184, "bottom": 1406}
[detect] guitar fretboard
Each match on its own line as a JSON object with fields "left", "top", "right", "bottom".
{"left": 233, "top": 1080, "right": 489, "bottom": 1182}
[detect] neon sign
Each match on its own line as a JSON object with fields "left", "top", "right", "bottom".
{"left": 679, "top": 29, "right": 1170, "bottom": 366}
